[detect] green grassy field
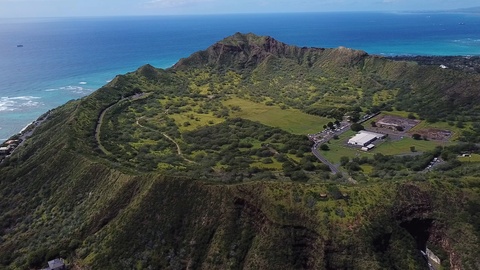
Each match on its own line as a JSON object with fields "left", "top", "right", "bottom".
{"left": 360, "top": 164, "right": 374, "bottom": 175}
{"left": 458, "top": 154, "right": 480, "bottom": 163}
{"left": 321, "top": 145, "right": 372, "bottom": 165}
{"left": 320, "top": 129, "right": 452, "bottom": 164}
{"left": 374, "top": 137, "right": 450, "bottom": 155}
{"left": 224, "top": 97, "right": 330, "bottom": 135}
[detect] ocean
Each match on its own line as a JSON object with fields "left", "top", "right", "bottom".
{"left": 0, "top": 12, "right": 479, "bottom": 140}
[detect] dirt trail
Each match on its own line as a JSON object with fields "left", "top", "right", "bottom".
{"left": 136, "top": 117, "right": 195, "bottom": 164}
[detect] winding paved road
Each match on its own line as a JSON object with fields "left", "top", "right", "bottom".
{"left": 95, "top": 93, "right": 146, "bottom": 155}
{"left": 312, "top": 143, "right": 341, "bottom": 174}
{"left": 309, "top": 112, "right": 379, "bottom": 182}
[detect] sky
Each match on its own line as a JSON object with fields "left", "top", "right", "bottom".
{"left": 0, "top": 0, "right": 478, "bottom": 18}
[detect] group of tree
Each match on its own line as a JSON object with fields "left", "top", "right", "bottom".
{"left": 338, "top": 143, "right": 480, "bottom": 178}
{"left": 182, "top": 118, "right": 330, "bottom": 182}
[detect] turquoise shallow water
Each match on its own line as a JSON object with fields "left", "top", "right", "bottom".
{"left": 0, "top": 12, "right": 479, "bottom": 139}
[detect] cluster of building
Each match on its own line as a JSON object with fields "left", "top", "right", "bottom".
{"left": 348, "top": 130, "right": 386, "bottom": 151}
{"left": 0, "top": 139, "right": 20, "bottom": 157}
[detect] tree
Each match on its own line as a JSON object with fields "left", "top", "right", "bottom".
{"left": 302, "top": 161, "right": 316, "bottom": 171}
{"left": 262, "top": 158, "right": 274, "bottom": 164}
{"left": 351, "top": 123, "right": 364, "bottom": 132}
{"left": 353, "top": 106, "right": 362, "bottom": 112}
{"left": 327, "top": 122, "right": 334, "bottom": 129}
{"left": 320, "top": 144, "right": 329, "bottom": 151}
{"left": 345, "top": 162, "right": 361, "bottom": 171}
{"left": 334, "top": 120, "right": 341, "bottom": 126}
{"left": 275, "top": 154, "right": 287, "bottom": 162}
{"left": 410, "top": 146, "right": 416, "bottom": 152}
{"left": 371, "top": 121, "right": 377, "bottom": 127}
{"left": 441, "top": 150, "right": 456, "bottom": 161}
{"left": 290, "top": 171, "right": 308, "bottom": 182}
{"left": 412, "top": 133, "right": 422, "bottom": 140}
{"left": 349, "top": 111, "right": 360, "bottom": 123}
{"left": 340, "top": 156, "right": 350, "bottom": 166}
{"left": 407, "top": 113, "right": 416, "bottom": 119}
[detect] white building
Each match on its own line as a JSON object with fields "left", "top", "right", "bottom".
{"left": 348, "top": 131, "right": 385, "bottom": 146}
{"left": 361, "top": 144, "right": 375, "bottom": 151}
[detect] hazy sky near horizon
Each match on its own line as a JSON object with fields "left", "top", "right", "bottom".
{"left": 0, "top": 0, "right": 478, "bottom": 18}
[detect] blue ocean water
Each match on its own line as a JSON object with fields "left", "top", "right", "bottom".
{"left": 0, "top": 12, "right": 479, "bottom": 140}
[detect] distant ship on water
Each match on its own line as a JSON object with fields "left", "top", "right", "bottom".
{"left": 17, "top": 44, "right": 23, "bottom": 47}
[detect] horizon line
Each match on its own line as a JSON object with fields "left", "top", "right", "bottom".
{"left": 1, "top": 8, "right": 479, "bottom": 19}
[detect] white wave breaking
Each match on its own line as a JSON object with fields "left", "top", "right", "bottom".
{"left": 452, "top": 38, "right": 480, "bottom": 45}
{"left": 0, "top": 96, "right": 42, "bottom": 112}
{"left": 44, "top": 85, "right": 94, "bottom": 95}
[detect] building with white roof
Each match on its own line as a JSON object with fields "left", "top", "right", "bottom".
{"left": 348, "top": 131, "right": 385, "bottom": 146}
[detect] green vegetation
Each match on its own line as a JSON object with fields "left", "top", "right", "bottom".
{"left": 223, "top": 97, "right": 330, "bottom": 134}
{"left": 458, "top": 154, "right": 480, "bottom": 162}
{"left": 374, "top": 137, "right": 449, "bottom": 155}
{"left": 0, "top": 33, "right": 479, "bottom": 269}
{"left": 350, "top": 123, "right": 365, "bottom": 131}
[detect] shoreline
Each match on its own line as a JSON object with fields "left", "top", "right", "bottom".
{"left": 0, "top": 110, "right": 51, "bottom": 162}
{"left": 2, "top": 109, "right": 51, "bottom": 144}
{"left": 2, "top": 54, "right": 479, "bottom": 145}
{"left": 19, "top": 121, "right": 34, "bottom": 134}
{"left": 1, "top": 13, "right": 480, "bottom": 139}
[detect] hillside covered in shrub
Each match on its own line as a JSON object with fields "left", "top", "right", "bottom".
{"left": 0, "top": 33, "right": 479, "bottom": 270}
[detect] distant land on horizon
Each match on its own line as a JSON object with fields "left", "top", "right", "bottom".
{"left": 2, "top": 7, "right": 480, "bottom": 19}
{"left": 449, "top": 6, "right": 480, "bottom": 13}
{"left": 405, "top": 6, "right": 480, "bottom": 14}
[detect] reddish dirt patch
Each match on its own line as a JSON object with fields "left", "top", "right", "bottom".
{"left": 411, "top": 128, "right": 452, "bottom": 141}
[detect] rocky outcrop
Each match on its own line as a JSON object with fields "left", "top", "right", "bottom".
{"left": 392, "top": 183, "right": 465, "bottom": 270}
{"left": 393, "top": 184, "right": 434, "bottom": 258}
{"left": 173, "top": 32, "right": 368, "bottom": 72}
{"left": 429, "top": 222, "right": 463, "bottom": 270}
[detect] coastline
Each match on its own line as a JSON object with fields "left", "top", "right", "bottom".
{"left": 0, "top": 110, "right": 51, "bottom": 163}
{"left": 1, "top": 13, "right": 480, "bottom": 140}
{"left": 2, "top": 54, "right": 479, "bottom": 150}
{"left": 19, "top": 121, "right": 34, "bottom": 134}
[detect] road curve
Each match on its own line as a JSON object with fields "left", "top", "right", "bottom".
{"left": 312, "top": 143, "right": 341, "bottom": 174}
